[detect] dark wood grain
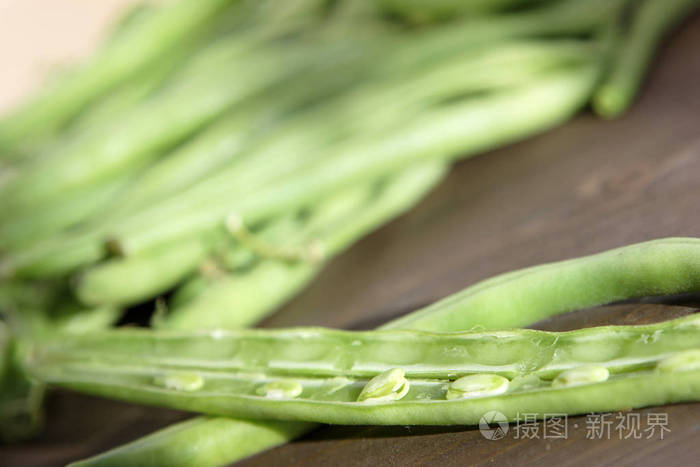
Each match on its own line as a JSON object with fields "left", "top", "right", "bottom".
{"left": 2, "top": 13, "right": 700, "bottom": 467}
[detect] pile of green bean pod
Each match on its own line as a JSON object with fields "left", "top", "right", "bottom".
{"left": 1, "top": 0, "right": 699, "bottom": 464}
{"left": 158, "top": 162, "right": 447, "bottom": 330}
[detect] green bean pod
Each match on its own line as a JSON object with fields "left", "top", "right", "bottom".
{"left": 31, "top": 314, "right": 700, "bottom": 378}
{"left": 0, "top": 175, "right": 131, "bottom": 251}
{"left": 168, "top": 262, "right": 318, "bottom": 331}
{"left": 68, "top": 417, "right": 313, "bottom": 467}
{"left": 0, "top": 230, "right": 106, "bottom": 280}
{"left": 24, "top": 314, "right": 700, "bottom": 425}
{"left": 75, "top": 235, "right": 216, "bottom": 307}
{"left": 5, "top": 0, "right": 697, "bottom": 463}
{"left": 323, "top": 39, "right": 601, "bottom": 142}
{"left": 593, "top": 0, "right": 700, "bottom": 117}
{"left": 391, "top": 238, "right": 700, "bottom": 332}
{"left": 0, "top": 34, "right": 381, "bottom": 276}
{"left": 100, "top": 35, "right": 379, "bottom": 218}
{"left": 63, "top": 40, "right": 194, "bottom": 138}
{"left": 51, "top": 306, "right": 123, "bottom": 336}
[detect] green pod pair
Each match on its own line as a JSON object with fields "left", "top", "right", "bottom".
{"left": 64, "top": 231, "right": 700, "bottom": 466}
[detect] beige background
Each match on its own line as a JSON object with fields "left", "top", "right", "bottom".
{"left": 0, "top": 0, "right": 152, "bottom": 116}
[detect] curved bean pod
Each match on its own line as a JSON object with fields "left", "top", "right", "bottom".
{"left": 0, "top": 230, "right": 106, "bottom": 280}
{"left": 31, "top": 314, "right": 700, "bottom": 379}
{"left": 75, "top": 235, "right": 216, "bottom": 307}
{"left": 390, "top": 238, "right": 700, "bottom": 332}
{"left": 68, "top": 417, "right": 313, "bottom": 467}
{"left": 0, "top": 175, "right": 130, "bottom": 252}
{"left": 593, "top": 0, "right": 700, "bottom": 117}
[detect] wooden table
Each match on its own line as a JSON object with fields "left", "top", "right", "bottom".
{"left": 3, "top": 13, "right": 700, "bottom": 467}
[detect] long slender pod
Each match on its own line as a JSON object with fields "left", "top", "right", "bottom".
{"left": 593, "top": 0, "right": 700, "bottom": 117}
{"left": 25, "top": 315, "right": 700, "bottom": 425}
{"left": 390, "top": 238, "right": 700, "bottom": 332}
{"left": 75, "top": 235, "right": 218, "bottom": 307}
{"left": 0, "top": 230, "right": 106, "bottom": 280}
{"left": 102, "top": 45, "right": 376, "bottom": 215}
{"left": 45, "top": 367, "right": 699, "bottom": 426}
{"left": 34, "top": 314, "right": 700, "bottom": 381}
{"left": 0, "top": 175, "right": 132, "bottom": 251}
{"left": 69, "top": 417, "right": 313, "bottom": 467}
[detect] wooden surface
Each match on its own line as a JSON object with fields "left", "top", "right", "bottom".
{"left": 2, "top": 12, "right": 700, "bottom": 467}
